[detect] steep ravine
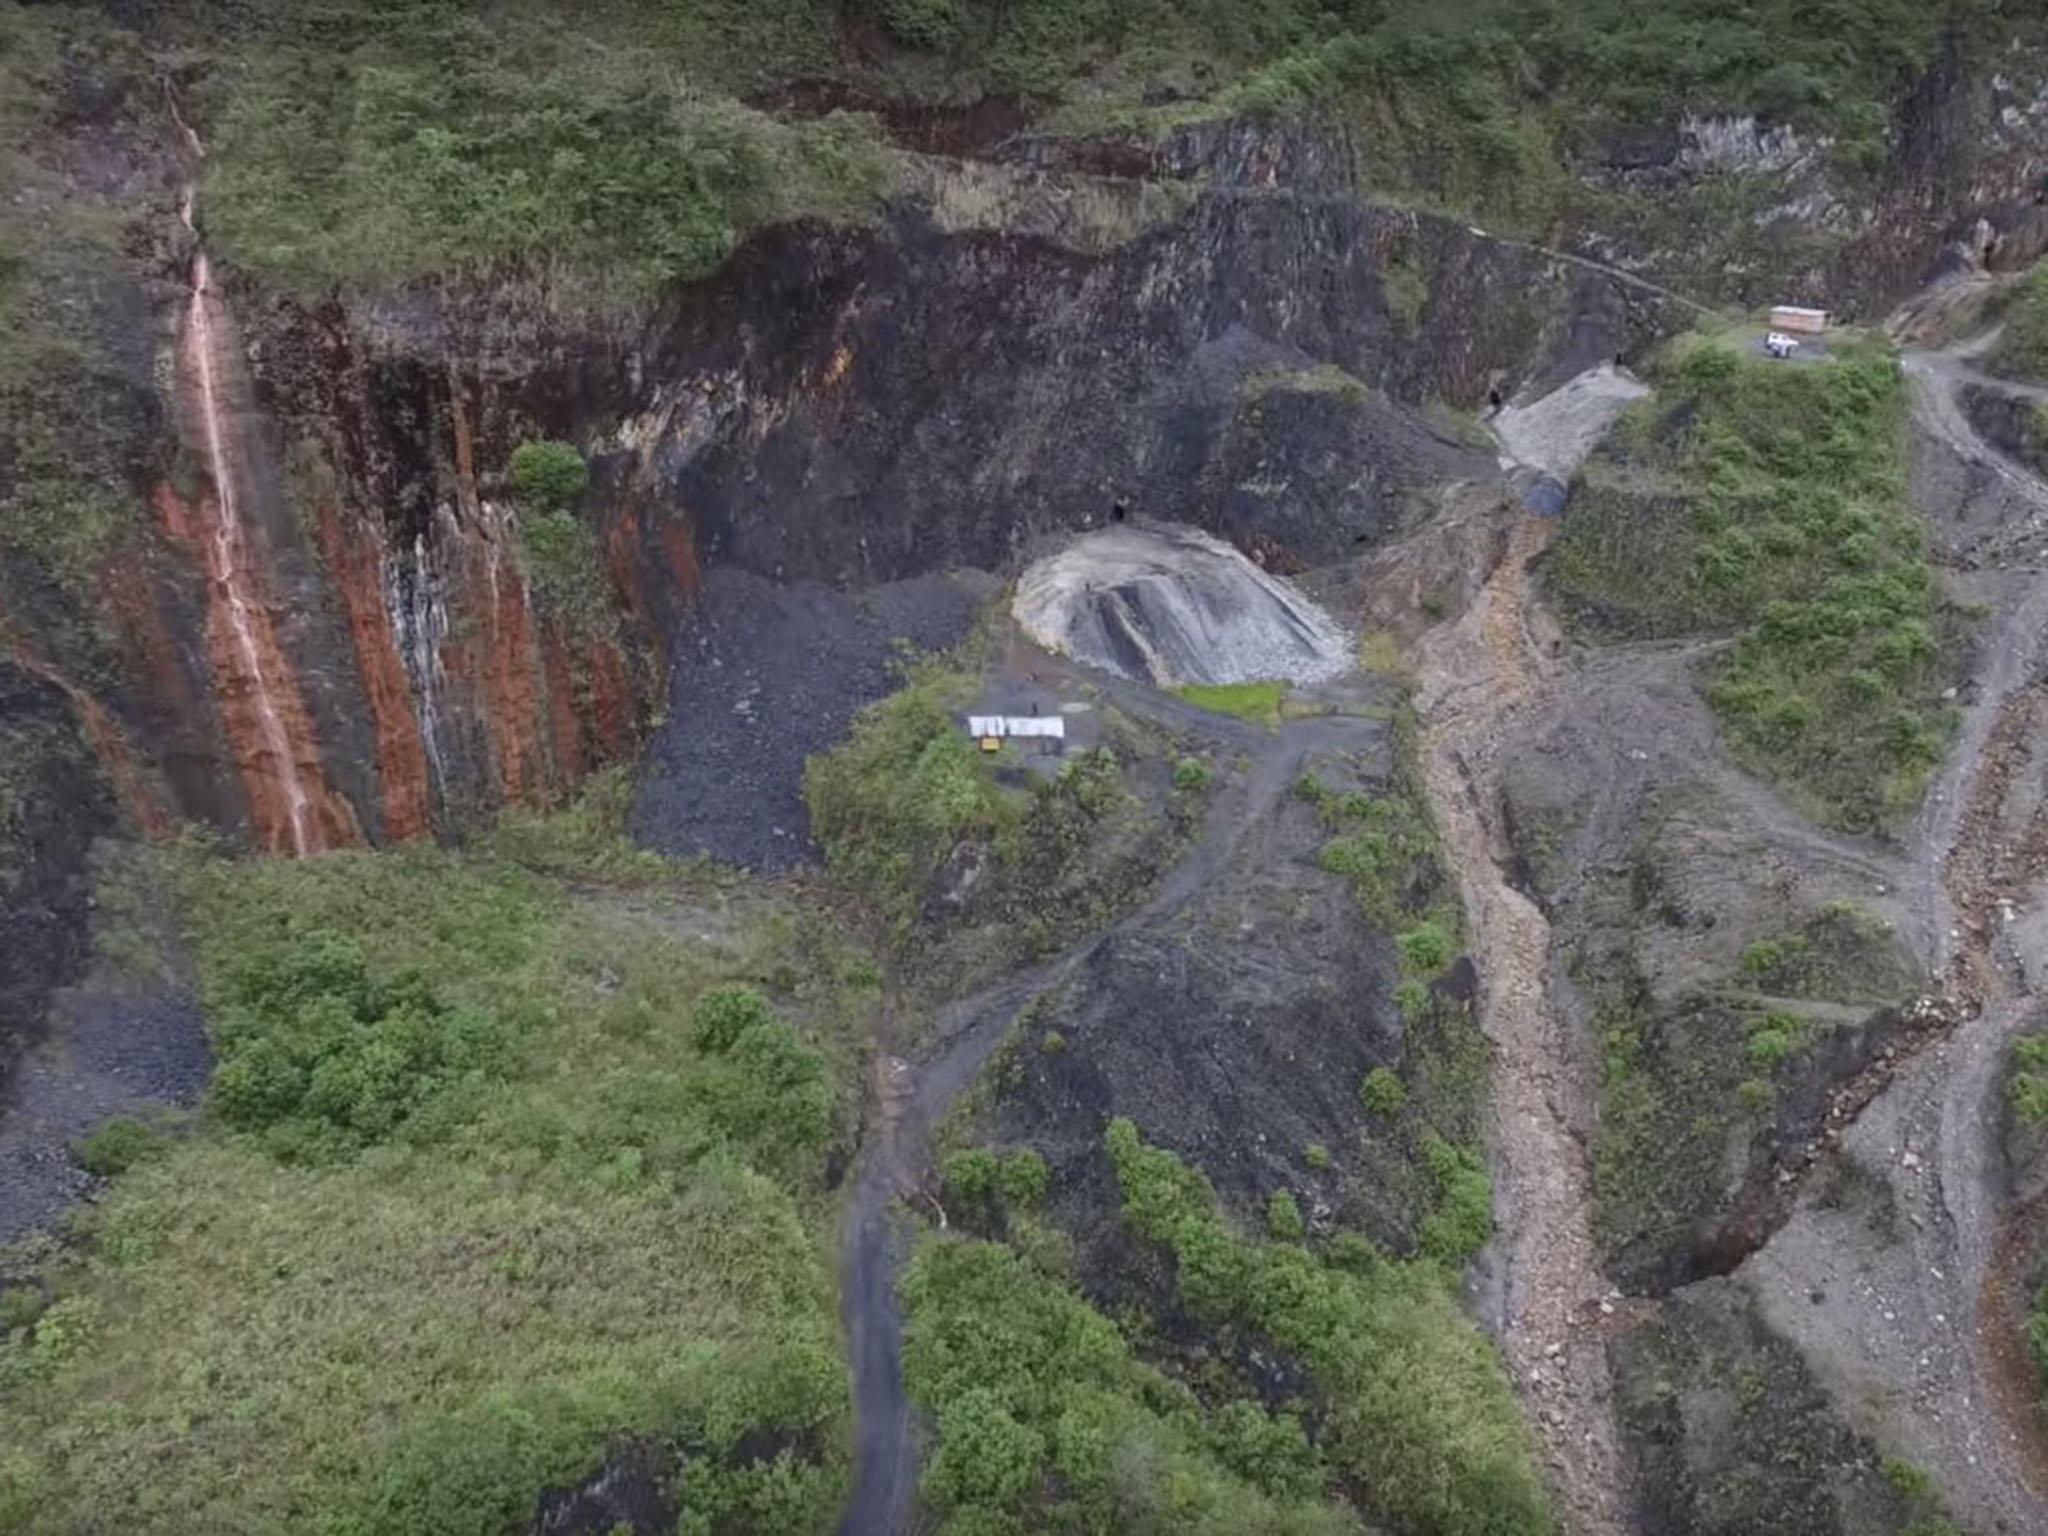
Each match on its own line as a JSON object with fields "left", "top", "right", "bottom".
{"left": 1413, "top": 517, "right": 1632, "bottom": 1535}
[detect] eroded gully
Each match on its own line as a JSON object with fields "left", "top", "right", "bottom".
{"left": 1410, "top": 516, "right": 1633, "bottom": 1536}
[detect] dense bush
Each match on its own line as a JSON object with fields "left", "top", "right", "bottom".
{"left": 210, "top": 930, "right": 513, "bottom": 1161}
{"left": 509, "top": 440, "right": 589, "bottom": 513}
{"left": 901, "top": 1235, "right": 1355, "bottom": 1534}
{"left": 1105, "top": 1118, "right": 1550, "bottom": 1536}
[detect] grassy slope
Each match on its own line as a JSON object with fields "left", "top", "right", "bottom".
{"left": 80, "top": 0, "right": 2029, "bottom": 299}
{"left": 0, "top": 5, "right": 155, "bottom": 665}
{"left": 1992, "top": 262, "right": 2048, "bottom": 384}
{"left": 1547, "top": 330, "right": 1957, "bottom": 832}
{"left": 0, "top": 795, "right": 880, "bottom": 1534}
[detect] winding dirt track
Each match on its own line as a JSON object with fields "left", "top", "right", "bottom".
{"left": 1411, "top": 517, "right": 1632, "bottom": 1536}
{"left": 833, "top": 683, "right": 1378, "bottom": 1535}
{"left": 1900, "top": 343, "right": 2048, "bottom": 1513}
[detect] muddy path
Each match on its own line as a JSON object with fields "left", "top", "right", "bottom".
{"left": 1409, "top": 516, "right": 1633, "bottom": 1536}
{"left": 833, "top": 683, "right": 1378, "bottom": 1535}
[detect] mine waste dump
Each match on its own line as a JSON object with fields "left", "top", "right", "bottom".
{"left": 1012, "top": 521, "right": 1352, "bottom": 688}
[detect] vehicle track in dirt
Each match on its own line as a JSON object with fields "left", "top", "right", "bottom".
{"left": 1411, "top": 515, "right": 1634, "bottom": 1536}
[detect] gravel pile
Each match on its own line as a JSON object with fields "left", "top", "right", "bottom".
{"left": 629, "top": 566, "right": 999, "bottom": 871}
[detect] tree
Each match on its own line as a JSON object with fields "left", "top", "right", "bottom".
{"left": 508, "top": 439, "right": 589, "bottom": 513}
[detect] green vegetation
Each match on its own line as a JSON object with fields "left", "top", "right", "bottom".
{"left": 69, "top": 1116, "right": 168, "bottom": 1178}
{"left": 0, "top": 5, "right": 149, "bottom": 658}
{"left": 1417, "top": 1132, "right": 1493, "bottom": 1266}
{"left": 902, "top": 1235, "right": 1355, "bottom": 1534}
{"left": 1174, "top": 680, "right": 1288, "bottom": 729}
{"left": 0, "top": 796, "right": 878, "bottom": 1533}
{"left": 1359, "top": 1066, "right": 1407, "bottom": 1117}
{"left": 1242, "top": 364, "right": 1372, "bottom": 408}
{"left": 1548, "top": 334, "right": 1957, "bottom": 830}
{"left": 190, "top": 2, "right": 890, "bottom": 295}
{"left": 1267, "top": 1189, "right": 1306, "bottom": 1240}
{"left": 1992, "top": 261, "right": 2048, "bottom": 383}
{"left": 1107, "top": 1119, "right": 1550, "bottom": 1536}
{"left": 806, "top": 654, "right": 1009, "bottom": 930}
{"left": 509, "top": 440, "right": 590, "bottom": 512}
{"left": 807, "top": 651, "right": 1183, "bottom": 980}
{"left": 1591, "top": 834, "right": 1921, "bottom": 1261}
{"left": 2011, "top": 1032, "right": 2048, "bottom": 1125}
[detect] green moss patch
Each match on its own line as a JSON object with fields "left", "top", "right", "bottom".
{"left": 1174, "top": 680, "right": 1289, "bottom": 728}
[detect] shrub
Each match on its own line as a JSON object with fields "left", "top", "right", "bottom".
{"left": 1266, "top": 1190, "right": 1305, "bottom": 1241}
{"left": 1173, "top": 756, "right": 1213, "bottom": 792}
{"left": 1745, "top": 1026, "right": 1795, "bottom": 1068}
{"left": 1397, "top": 921, "right": 1454, "bottom": 975}
{"left": 508, "top": 440, "right": 589, "bottom": 513}
{"left": 2012, "top": 1033, "right": 2048, "bottom": 1124}
{"left": 691, "top": 985, "right": 776, "bottom": 1054}
{"left": 1418, "top": 1133, "right": 1493, "bottom": 1265}
{"left": 0, "top": 1285, "right": 44, "bottom": 1332}
{"left": 1208, "top": 1400, "right": 1323, "bottom": 1503}
{"left": 944, "top": 1149, "right": 1001, "bottom": 1202}
{"left": 1303, "top": 1142, "right": 1331, "bottom": 1170}
{"left": 210, "top": 931, "right": 513, "bottom": 1161}
{"left": 928, "top": 1388, "right": 1043, "bottom": 1505}
{"left": 995, "top": 1149, "right": 1049, "bottom": 1207}
{"left": 72, "top": 1116, "right": 162, "bottom": 1177}
{"left": 1359, "top": 1067, "right": 1408, "bottom": 1117}
{"left": 879, "top": 0, "right": 961, "bottom": 50}
{"left": 1038, "top": 1029, "right": 1066, "bottom": 1055}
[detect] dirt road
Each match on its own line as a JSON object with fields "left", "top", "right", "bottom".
{"left": 833, "top": 681, "right": 1378, "bottom": 1535}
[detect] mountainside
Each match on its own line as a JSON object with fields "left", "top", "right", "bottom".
{"left": 8, "top": 4, "right": 2048, "bottom": 1535}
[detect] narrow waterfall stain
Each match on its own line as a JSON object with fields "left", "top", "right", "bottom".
{"left": 169, "top": 112, "right": 350, "bottom": 855}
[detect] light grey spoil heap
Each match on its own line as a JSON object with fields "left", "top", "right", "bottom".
{"left": 1013, "top": 521, "right": 1351, "bottom": 687}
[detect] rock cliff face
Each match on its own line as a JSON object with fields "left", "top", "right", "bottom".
{"left": 4, "top": 16, "right": 2046, "bottom": 1078}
